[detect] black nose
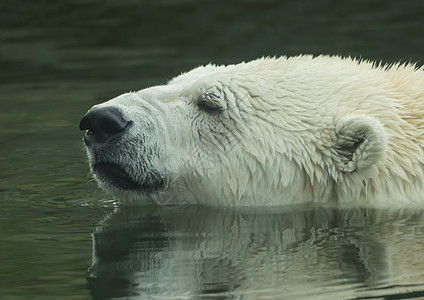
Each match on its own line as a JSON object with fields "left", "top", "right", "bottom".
{"left": 79, "top": 107, "right": 131, "bottom": 145}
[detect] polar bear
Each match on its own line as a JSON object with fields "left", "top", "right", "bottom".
{"left": 79, "top": 55, "right": 424, "bottom": 207}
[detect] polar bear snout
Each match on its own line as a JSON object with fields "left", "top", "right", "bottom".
{"left": 79, "top": 104, "right": 169, "bottom": 197}
{"left": 79, "top": 107, "right": 132, "bottom": 147}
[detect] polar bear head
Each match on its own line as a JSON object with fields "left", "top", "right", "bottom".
{"left": 79, "top": 56, "right": 401, "bottom": 206}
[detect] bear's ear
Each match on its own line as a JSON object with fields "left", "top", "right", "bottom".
{"left": 333, "top": 115, "right": 386, "bottom": 173}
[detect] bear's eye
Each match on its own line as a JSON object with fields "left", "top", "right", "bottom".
{"left": 197, "top": 93, "right": 222, "bottom": 115}
{"left": 197, "top": 99, "right": 222, "bottom": 115}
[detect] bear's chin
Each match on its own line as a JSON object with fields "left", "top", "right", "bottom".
{"left": 92, "top": 162, "right": 166, "bottom": 193}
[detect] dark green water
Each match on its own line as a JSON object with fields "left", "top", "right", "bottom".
{"left": 1, "top": 1, "right": 424, "bottom": 299}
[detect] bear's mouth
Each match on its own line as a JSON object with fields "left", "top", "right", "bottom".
{"left": 92, "top": 162, "right": 166, "bottom": 192}
{"left": 93, "top": 162, "right": 141, "bottom": 190}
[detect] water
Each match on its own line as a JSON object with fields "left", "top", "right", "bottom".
{"left": 1, "top": 1, "right": 424, "bottom": 299}
{"left": 87, "top": 205, "right": 424, "bottom": 300}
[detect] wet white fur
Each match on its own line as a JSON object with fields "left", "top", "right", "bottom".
{"left": 88, "top": 55, "right": 424, "bottom": 207}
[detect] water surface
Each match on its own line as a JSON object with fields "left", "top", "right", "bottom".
{"left": 88, "top": 205, "right": 424, "bottom": 300}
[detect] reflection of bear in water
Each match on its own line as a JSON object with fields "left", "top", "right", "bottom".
{"left": 87, "top": 206, "right": 424, "bottom": 299}
{"left": 80, "top": 56, "right": 424, "bottom": 207}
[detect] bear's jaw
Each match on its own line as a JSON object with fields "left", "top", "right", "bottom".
{"left": 91, "top": 161, "right": 167, "bottom": 195}
{"left": 93, "top": 162, "right": 141, "bottom": 190}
